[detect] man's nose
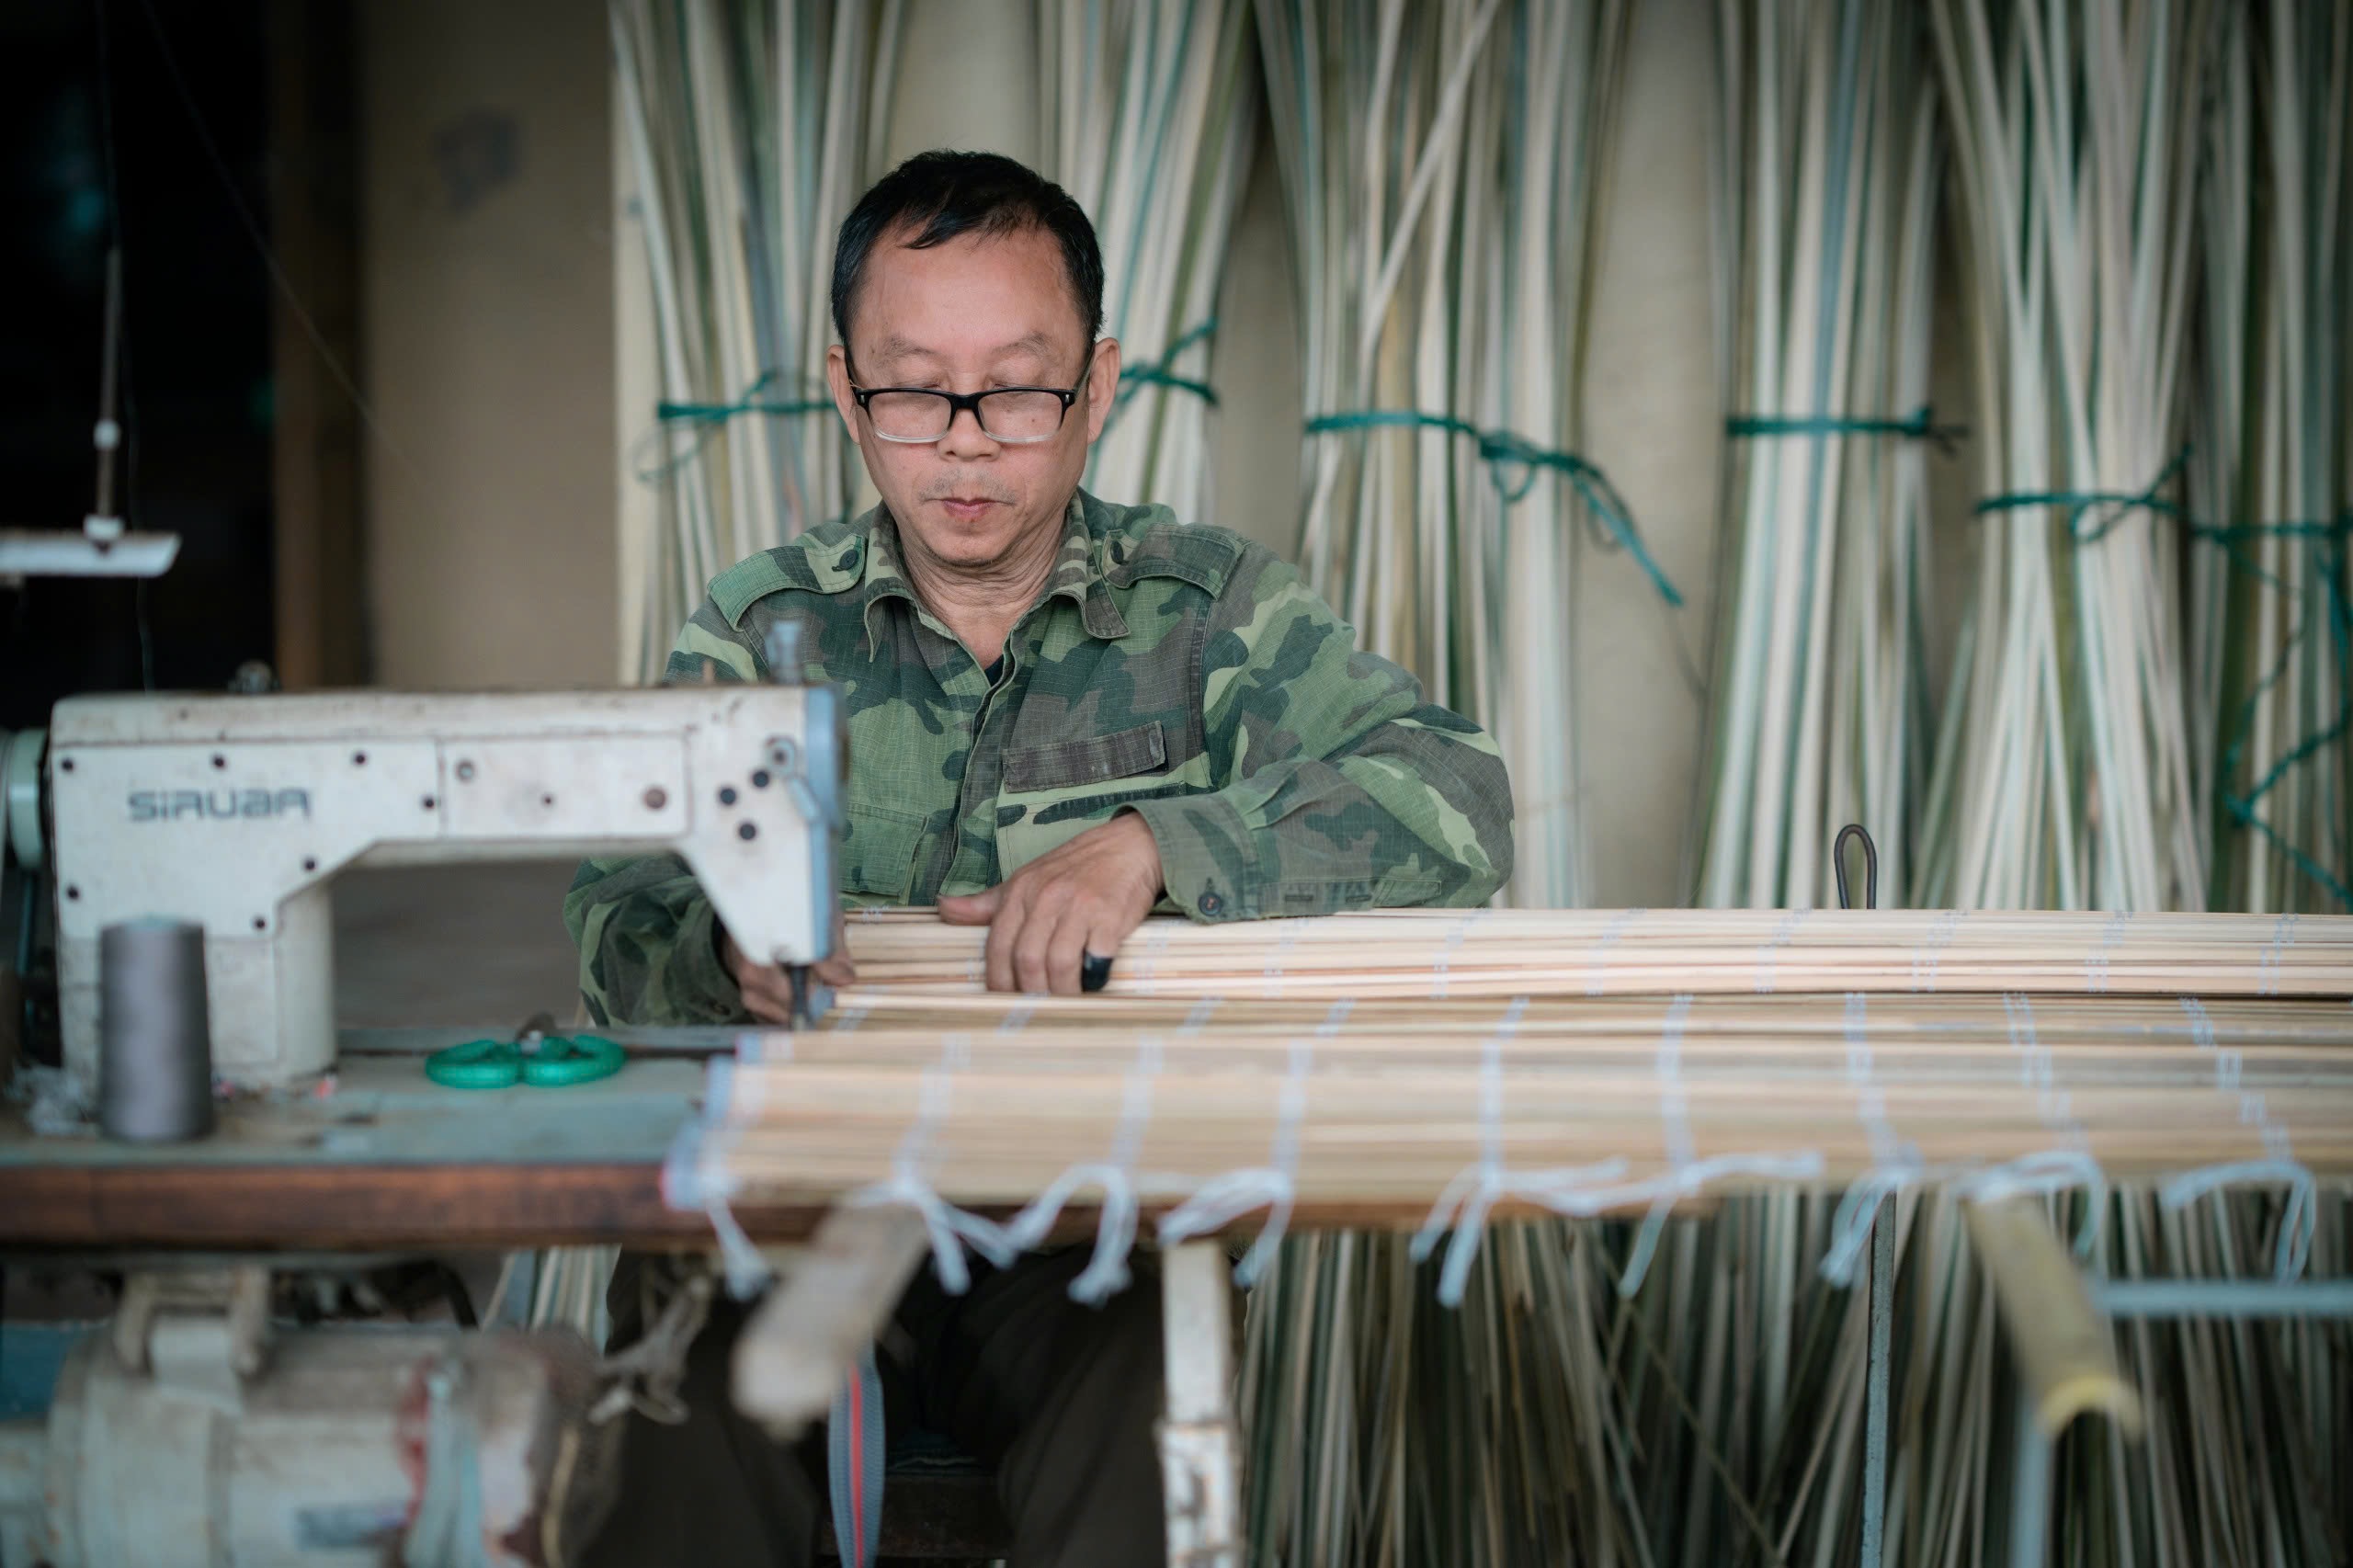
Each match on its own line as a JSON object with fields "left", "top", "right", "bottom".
{"left": 938, "top": 401, "right": 999, "bottom": 460}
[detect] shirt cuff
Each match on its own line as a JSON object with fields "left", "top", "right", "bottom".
{"left": 677, "top": 899, "right": 749, "bottom": 1021}
{"left": 1125, "top": 795, "right": 1261, "bottom": 921}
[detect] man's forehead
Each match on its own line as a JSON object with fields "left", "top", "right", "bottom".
{"left": 868, "top": 328, "right": 1059, "bottom": 364}
{"left": 851, "top": 224, "right": 1087, "bottom": 358}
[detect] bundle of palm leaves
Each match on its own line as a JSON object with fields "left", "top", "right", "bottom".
{"left": 1037, "top": 0, "right": 1259, "bottom": 528}
{"left": 611, "top": 0, "right": 904, "bottom": 680}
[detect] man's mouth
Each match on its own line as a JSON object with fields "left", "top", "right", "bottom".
{"left": 937, "top": 496, "right": 1001, "bottom": 521}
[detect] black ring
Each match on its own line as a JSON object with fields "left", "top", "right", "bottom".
{"left": 1080, "top": 952, "right": 1115, "bottom": 994}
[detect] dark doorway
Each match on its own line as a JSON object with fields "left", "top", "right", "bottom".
{"left": 0, "top": 0, "right": 278, "bottom": 729}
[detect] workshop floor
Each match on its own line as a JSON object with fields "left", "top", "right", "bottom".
{"left": 333, "top": 864, "right": 585, "bottom": 1028}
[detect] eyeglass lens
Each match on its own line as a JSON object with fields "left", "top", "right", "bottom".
{"left": 865, "top": 389, "right": 1068, "bottom": 443}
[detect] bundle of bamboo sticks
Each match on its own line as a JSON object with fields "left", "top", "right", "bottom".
{"left": 838, "top": 905, "right": 2353, "bottom": 999}
{"left": 672, "top": 907, "right": 2353, "bottom": 1565}
{"left": 690, "top": 990, "right": 2353, "bottom": 1217}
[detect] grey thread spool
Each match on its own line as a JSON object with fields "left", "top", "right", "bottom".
{"left": 99, "top": 917, "right": 216, "bottom": 1142}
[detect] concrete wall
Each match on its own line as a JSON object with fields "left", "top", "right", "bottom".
{"left": 359, "top": 0, "right": 614, "bottom": 689}
{"left": 385, "top": 0, "right": 1748, "bottom": 902}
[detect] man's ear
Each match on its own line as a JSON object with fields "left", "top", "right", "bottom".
{"left": 825, "top": 345, "right": 859, "bottom": 444}
{"left": 1082, "top": 336, "right": 1122, "bottom": 443}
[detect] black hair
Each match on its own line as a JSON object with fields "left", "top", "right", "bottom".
{"left": 830, "top": 150, "right": 1105, "bottom": 352}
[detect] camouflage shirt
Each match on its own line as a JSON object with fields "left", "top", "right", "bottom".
{"left": 565, "top": 490, "right": 1515, "bottom": 1025}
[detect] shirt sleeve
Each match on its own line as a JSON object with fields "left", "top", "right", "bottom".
{"left": 1124, "top": 549, "right": 1516, "bottom": 920}
{"left": 562, "top": 599, "right": 765, "bottom": 1026}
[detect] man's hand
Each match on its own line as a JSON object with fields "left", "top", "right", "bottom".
{"left": 721, "top": 911, "right": 856, "bottom": 1025}
{"left": 938, "top": 812, "right": 1164, "bottom": 994}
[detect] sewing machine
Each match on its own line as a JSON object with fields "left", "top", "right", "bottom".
{"left": 0, "top": 680, "right": 879, "bottom": 1568}
{"left": 14, "top": 684, "right": 842, "bottom": 1093}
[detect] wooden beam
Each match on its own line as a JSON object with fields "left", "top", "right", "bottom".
{"left": 267, "top": 0, "right": 366, "bottom": 687}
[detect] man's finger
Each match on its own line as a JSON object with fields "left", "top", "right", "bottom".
{"left": 740, "top": 983, "right": 794, "bottom": 1025}
{"left": 812, "top": 953, "right": 857, "bottom": 988}
{"left": 983, "top": 889, "right": 1027, "bottom": 994}
{"left": 1043, "top": 904, "right": 1094, "bottom": 996}
{"left": 1012, "top": 896, "right": 1068, "bottom": 994}
{"left": 938, "top": 889, "right": 1004, "bottom": 926}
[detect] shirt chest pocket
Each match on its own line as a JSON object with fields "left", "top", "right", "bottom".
{"left": 839, "top": 802, "right": 926, "bottom": 904}
{"left": 996, "top": 720, "right": 1187, "bottom": 872}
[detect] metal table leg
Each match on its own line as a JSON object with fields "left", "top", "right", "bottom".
{"left": 1862, "top": 1195, "right": 1895, "bottom": 1568}
{"left": 2009, "top": 1393, "right": 2053, "bottom": 1568}
{"left": 1158, "top": 1240, "right": 1240, "bottom": 1567}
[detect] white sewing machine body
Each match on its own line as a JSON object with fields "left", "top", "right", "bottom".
{"left": 41, "top": 686, "right": 842, "bottom": 1089}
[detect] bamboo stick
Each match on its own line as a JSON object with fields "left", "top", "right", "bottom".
{"left": 837, "top": 906, "right": 2353, "bottom": 998}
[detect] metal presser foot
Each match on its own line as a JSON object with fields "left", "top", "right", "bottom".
{"left": 786, "top": 963, "right": 814, "bottom": 1029}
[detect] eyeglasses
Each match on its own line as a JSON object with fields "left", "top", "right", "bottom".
{"left": 847, "top": 362, "right": 1092, "bottom": 446}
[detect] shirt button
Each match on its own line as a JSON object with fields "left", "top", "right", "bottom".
{"left": 1198, "top": 891, "right": 1223, "bottom": 916}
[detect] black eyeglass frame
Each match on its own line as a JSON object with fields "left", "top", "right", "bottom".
{"left": 844, "top": 358, "right": 1095, "bottom": 446}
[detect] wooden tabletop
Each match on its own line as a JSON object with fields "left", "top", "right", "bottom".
{"left": 0, "top": 1041, "right": 1681, "bottom": 1253}
{"left": 0, "top": 1050, "right": 783, "bottom": 1251}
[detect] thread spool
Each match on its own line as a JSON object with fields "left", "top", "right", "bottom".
{"left": 99, "top": 917, "right": 215, "bottom": 1142}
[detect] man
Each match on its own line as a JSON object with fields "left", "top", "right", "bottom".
{"left": 568, "top": 150, "right": 1513, "bottom": 1566}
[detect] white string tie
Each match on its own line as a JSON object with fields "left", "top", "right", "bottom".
{"left": 1949, "top": 1148, "right": 2109, "bottom": 1263}
{"left": 2256, "top": 913, "right": 2298, "bottom": 996}
{"left": 661, "top": 1060, "right": 775, "bottom": 1298}
{"left": 1005, "top": 1035, "right": 1165, "bottom": 1304}
{"left": 1131, "top": 920, "right": 1178, "bottom": 996}
{"left": 1409, "top": 997, "right": 1530, "bottom": 1305}
{"left": 1822, "top": 1165, "right": 1925, "bottom": 1286}
{"left": 1909, "top": 909, "right": 1963, "bottom": 992}
{"left": 1260, "top": 923, "right": 1307, "bottom": 998}
{"left": 2083, "top": 910, "right": 2132, "bottom": 994}
{"left": 1617, "top": 1151, "right": 1827, "bottom": 1298}
{"left": 1617, "top": 993, "right": 1824, "bottom": 1295}
{"left": 1957, "top": 998, "right": 2109, "bottom": 1237}
{"left": 847, "top": 1035, "right": 1014, "bottom": 1295}
{"left": 2004, "top": 992, "right": 2088, "bottom": 1145}
{"left": 2170, "top": 995, "right": 2314, "bottom": 1278}
{"left": 1157, "top": 1000, "right": 1350, "bottom": 1285}
{"left": 1821, "top": 991, "right": 1925, "bottom": 1286}
{"left": 2159, "top": 1160, "right": 2317, "bottom": 1281}
{"left": 1431, "top": 911, "right": 1487, "bottom": 999}
{"left": 1753, "top": 910, "right": 1809, "bottom": 994}
{"left": 1585, "top": 909, "right": 1643, "bottom": 996}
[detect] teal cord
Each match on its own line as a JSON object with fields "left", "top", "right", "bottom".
{"left": 1725, "top": 403, "right": 1965, "bottom": 456}
{"left": 1977, "top": 452, "right": 2347, "bottom": 907}
{"left": 638, "top": 369, "right": 839, "bottom": 485}
{"left": 1304, "top": 410, "right": 1683, "bottom": 608}
{"left": 1971, "top": 446, "right": 2194, "bottom": 542}
{"left": 2209, "top": 513, "right": 2351, "bottom": 910}
{"left": 1111, "top": 318, "right": 1222, "bottom": 412}
{"left": 1981, "top": 453, "right": 2347, "bottom": 907}
{"left": 655, "top": 368, "right": 836, "bottom": 425}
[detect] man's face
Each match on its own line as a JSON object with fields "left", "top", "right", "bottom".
{"left": 827, "top": 224, "right": 1119, "bottom": 577}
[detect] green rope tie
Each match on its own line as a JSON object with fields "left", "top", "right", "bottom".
{"left": 1977, "top": 451, "right": 2348, "bottom": 907}
{"left": 1979, "top": 449, "right": 2347, "bottom": 907}
{"left": 635, "top": 369, "right": 838, "bottom": 484}
{"left": 2211, "top": 507, "right": 2352, "bottom": 910}
{"left": 1304, "top": 410, "right": 1682, "bottom": 608}
{"left": 1971, "top": 446, "right": 2194, "bottom": 542}
{"left": 1112, "top": 317, "right": 1220, "bottom": 411}
{"left": 1724, "top": 403, "right": 1966, "bottom": 456}
{"left": 655, "top": 368, "right": 835, "bottom": 426}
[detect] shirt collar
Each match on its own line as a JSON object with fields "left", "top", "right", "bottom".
{"left": 857, "top": 493, "right": 1128, "bottom": 652}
